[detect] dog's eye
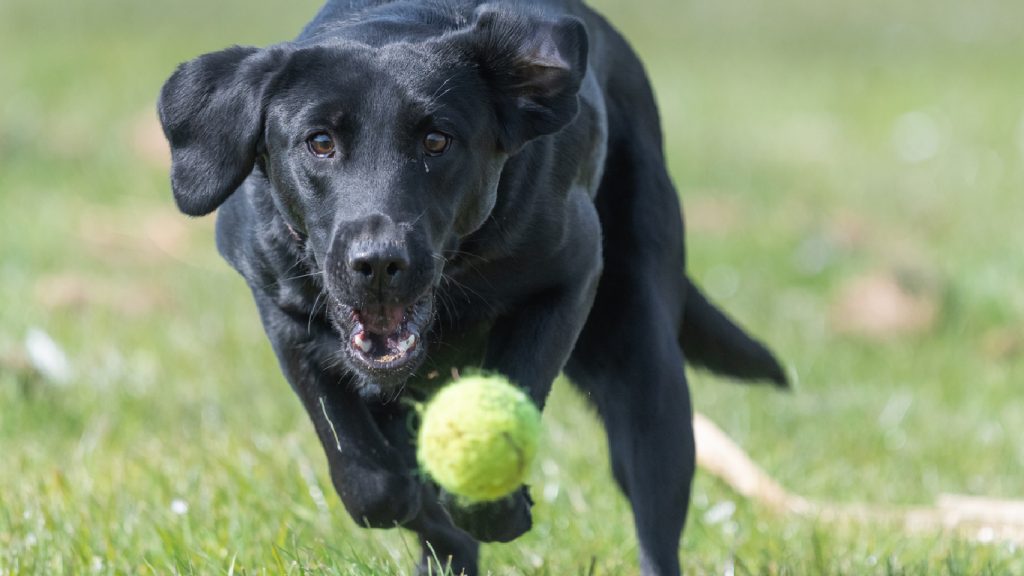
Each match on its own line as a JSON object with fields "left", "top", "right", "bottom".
{"left": 423, "top": 131, "right": 451, "bottom": 156}
{"left": 306, "top": 132, "right": 336, "bottom": 158}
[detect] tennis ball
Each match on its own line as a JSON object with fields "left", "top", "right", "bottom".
{"left": 417, "top": 374, "right": 541, "bottom": 503}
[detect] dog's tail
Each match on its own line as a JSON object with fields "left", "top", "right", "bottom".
{"left": 680, "top": 277, "right": 788, "bottom": 388}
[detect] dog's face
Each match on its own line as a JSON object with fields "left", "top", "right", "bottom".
{"left": 159, "top": 8, "right": 587, "bottom": 393}
{"left": 261, "top": 44, "right": 510, "bottom": 386}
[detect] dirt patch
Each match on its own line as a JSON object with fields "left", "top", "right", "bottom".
{"left": 830, "top": 270, "right": 941, "bottom": 339}
{"left": 77, "top": 204, "right": 206, "bottom": 265}
{"left": 35, "top": 272, "right": 172, "bottom": 317}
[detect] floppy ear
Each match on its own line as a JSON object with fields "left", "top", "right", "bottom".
{"left": 158, "top": 46, "right": 284, "bottom": 216}
{"left": 462, "top": 7, "right": 589, "bottom": 153}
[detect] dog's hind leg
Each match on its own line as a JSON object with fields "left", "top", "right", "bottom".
{"left": 566, "top": 278, "right": 694, "bottom": 576}
{"left": 564, "top": 89, "right": 698, "bottom": 573}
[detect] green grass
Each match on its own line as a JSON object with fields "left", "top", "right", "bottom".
{"left": 2, "top": 0, "right": 1023, "bottom": 573}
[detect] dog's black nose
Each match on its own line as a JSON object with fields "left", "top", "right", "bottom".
{"left": 346, "top": 242, "right": 410, "bottom": 289}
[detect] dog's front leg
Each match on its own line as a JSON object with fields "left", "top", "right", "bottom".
{"left": 446, "top": 257, "right": 602, "bottom": 541}
{"left": 252, "top": 291, "right": 422, "bottom": 528}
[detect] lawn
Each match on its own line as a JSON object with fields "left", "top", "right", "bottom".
{"left": 1, "top": 0, "right": 1022, "bottom": 573}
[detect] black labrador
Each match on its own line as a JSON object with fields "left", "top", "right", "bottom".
{"left": 158, "top": 1, "right": 786, "bottom": 574}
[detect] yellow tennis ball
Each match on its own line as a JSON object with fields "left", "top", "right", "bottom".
{"left": 417, "top": 374, "right": 541, "bottom": 503}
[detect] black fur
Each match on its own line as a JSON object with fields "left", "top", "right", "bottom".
{"left": 159, "top": 1, "right": 786, "bottom": 574}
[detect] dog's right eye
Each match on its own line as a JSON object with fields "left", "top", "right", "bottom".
{"left": 423, "top": 131, "right": 451, "bottom": 156}
{"left": 306, "top": 132, "right": 336, "bottom": 158}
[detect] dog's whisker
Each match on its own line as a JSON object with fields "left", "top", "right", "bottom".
{"left": 442, "top": 249, "right": 489, "bottom": 262}
{"left": 322, "top": 351, "right": 349, "bottom": 372}
{"left": 436, "top": 288, "right": 456, "bottom": 326}
{"left": 383, "top": 381, "right": 407, "bottom": 405}
{"left": 441, "top": 274, "right": 497, "bottom": 317}
{"left": 307, "top": 290, "right": 326, "bottom": 335}
{"left": 409, "top": 209, "right": 427, "bottom": 227}
{"left": 260, "top": 266, "right": 322, "bottom": 291}
{"left": 281, "top": 270, "right": 323, "bottom": 282}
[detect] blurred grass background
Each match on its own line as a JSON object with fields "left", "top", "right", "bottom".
{"left": 1, "top": 0, "right": 1022, "bottom": 573}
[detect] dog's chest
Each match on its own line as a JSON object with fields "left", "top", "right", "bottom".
{"left": 407, "top": 315, "right": 494, "bottom": 391}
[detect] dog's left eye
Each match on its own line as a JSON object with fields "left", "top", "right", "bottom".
{"left": 306, "top": 132, "right": 336, "bottom": 158}
{"left": 423, "top": 131, "right": 451, "bottom": 156}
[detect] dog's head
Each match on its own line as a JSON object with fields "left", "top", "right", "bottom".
{"left": 159, "top": 7, "right": 588, "bottom": 391}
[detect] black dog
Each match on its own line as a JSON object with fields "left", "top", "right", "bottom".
{"left": 159, "top": 1, "right": 786, "bottom": 574}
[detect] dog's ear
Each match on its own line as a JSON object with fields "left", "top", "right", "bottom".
{"left": 461, "top": 7, "right": 589, "bottom": 153}
{"left": 158, "top": 46, "right": 285, "bottom": 216}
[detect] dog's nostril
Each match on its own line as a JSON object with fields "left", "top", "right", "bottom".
{"left": 348, "top": 253, "right": 408, "bottom": 281}
{"left": 353, "top": 260, "right": 374, "bottom": 277}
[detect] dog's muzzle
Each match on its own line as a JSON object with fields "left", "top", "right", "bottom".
{"left": 324, "top": 214, "right": 436, "bottom": 384}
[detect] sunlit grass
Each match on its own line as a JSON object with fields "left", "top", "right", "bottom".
{"left": 2, "top": 0, "right": 1022, "bottom": 573}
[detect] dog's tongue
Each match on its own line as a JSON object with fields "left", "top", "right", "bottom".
{"left": 361, "top": 305, "right": 405, "bottom": 336}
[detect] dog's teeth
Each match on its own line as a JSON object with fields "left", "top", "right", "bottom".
{"left": 397, "top": 334, "right": 416, "bottom": 353}
{"left": 353, "top": 333, "right": 373, "bottom": 353}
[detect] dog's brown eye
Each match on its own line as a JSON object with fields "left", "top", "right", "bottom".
{"left": 423, "top": 131, "right": 451, "bottom": 156}
{"left": 307, "top": 132, "right": 336, "bottom": 158}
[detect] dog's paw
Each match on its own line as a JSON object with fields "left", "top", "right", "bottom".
{"left": 342, "top": 470, "right": 422, "bottom": 528}
{"left": 441, "top": 486, "right": 533, "bottom": 543}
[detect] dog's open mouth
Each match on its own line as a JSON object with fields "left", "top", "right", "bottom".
{"left": 341, "top": 294, "right": 432, "bottom": 371}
